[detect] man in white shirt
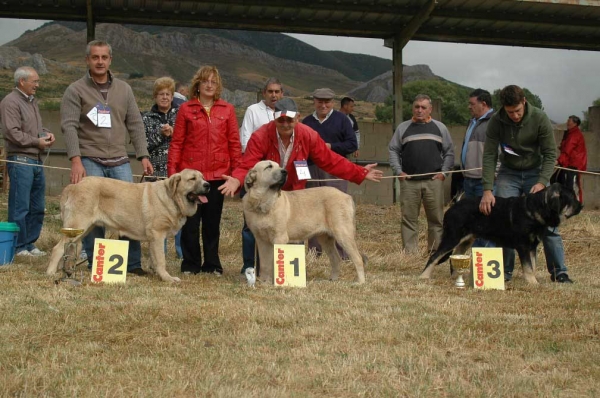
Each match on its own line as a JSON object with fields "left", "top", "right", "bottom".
{"left": 238, "top": 77, "right": 283, "bottom": 275}
{"left": 173, "top": 82, "right": 188, "bottom": 106}
{"left": 239, "top": 77, "right": 283, "bottom": 152}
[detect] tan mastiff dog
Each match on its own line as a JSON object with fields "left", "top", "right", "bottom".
{"left": 46, "top": 169, "right": 210, "bottom": 282}
{"left": 243, "top": 160, "right": 367, "bottom": 284}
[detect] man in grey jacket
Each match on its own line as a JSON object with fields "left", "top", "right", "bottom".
{"left": 60, "top": 40, "right": 153, "bottom": 275}
{"left": 461, "top": 89, "right": 494, "bottom": 197}
{"left": 389, "top": 94, "right": 454, "bottom": 253}
{"left": 1, "top": 66, "right": 55, "bottom": 257}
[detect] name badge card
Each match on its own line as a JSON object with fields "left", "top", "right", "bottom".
{"left": 86, "top": 106, "right": 98, "bottom": 126}
{"left": 86, "top": 103, "right": 112, "bottom": 128}
{"left": 91, "top": 238, "right": 129, "bottom": 284}
{"left": 97, "top": 105, "right": 112, "bottom": 128}
{"left": 294, "top": 160, "right": 311, "bottom": 180}
{"left": 273, "top": 244, "right": 306, "bottom": 287}
{"left": 471, "top": 248, "right": 505, "bottom": 290}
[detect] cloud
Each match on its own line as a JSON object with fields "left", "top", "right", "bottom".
{"left": 288, "top": 33, "right": 600, "bottom": 122}
{"left": 0, "top": 18, "right": 50, "bottom": 46}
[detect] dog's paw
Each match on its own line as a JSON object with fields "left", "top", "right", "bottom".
{"left": 162, "top": 276, "right": 181, "bottom": 283}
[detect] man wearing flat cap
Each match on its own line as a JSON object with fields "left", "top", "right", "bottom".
{"left": 302, "top": 88, "right": 358, "bottom": 256}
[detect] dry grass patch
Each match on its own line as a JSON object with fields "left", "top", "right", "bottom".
{"left": 0, "top": 193, "right": 599, "bottom": 397}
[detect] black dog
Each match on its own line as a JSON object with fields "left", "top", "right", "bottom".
{"left": 420, "top": 183, "right": 582, "bottom": 283}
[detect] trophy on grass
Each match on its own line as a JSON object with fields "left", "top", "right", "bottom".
{"left": 58, "top": 228, "right": 86, "bottom": 286}
{"left": 449, "top": 254, "right": 471, "bottom": 289}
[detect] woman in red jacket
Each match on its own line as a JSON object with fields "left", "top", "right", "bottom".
{"left": 557, "top": 115, "right": 587, "bottom": 203}
{"left": 168, "top": 66, "right": 242, "bottom": 275}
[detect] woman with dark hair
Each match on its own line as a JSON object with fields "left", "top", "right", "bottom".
{"left": 167, "top": 66, "right": 242, "bottom": 275}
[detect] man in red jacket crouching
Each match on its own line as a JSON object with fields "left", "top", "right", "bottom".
{"left": 220, "top": 97, "right": 382, "bottom": 196}
{"left": 219, "top": 97, "right": 383, "bottom": 274}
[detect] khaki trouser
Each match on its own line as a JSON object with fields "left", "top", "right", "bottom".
{"left": 400, "top": 178, "right": 444, "bottom": 253}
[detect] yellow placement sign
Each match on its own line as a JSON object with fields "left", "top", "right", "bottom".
{"left": 471, "top": 247, "right": 505, "bottom": 290}
{"left": 91, "top": 239, "right": 129, "bottom": 284}
{"left": 273, "top": 244, "right": 306, "bottom": 287}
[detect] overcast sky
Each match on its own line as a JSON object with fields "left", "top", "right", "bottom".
{"left": 1, "top": 18, "right": 598, "bottom": 122}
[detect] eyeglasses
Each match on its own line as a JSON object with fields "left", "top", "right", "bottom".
{"left": 200, "top": 80, "right": 218, "bottom": 86}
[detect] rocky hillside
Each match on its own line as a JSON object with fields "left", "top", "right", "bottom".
{"left": 347, "top": 65, "right": 440, "bottom": 103}
{"left": 6, "top": 22, "right": 383, "bottom": 96}
{"left": 1, "top": 21, "right": 451, "bottom": 116}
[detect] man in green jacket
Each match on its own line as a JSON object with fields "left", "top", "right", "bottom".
{"left": 479, "top": 85, "right": 573, "bottom": 283}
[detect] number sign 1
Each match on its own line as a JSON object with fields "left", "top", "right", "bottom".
{"left": 471, "top": 247, "right": 505, "bottom": 290}
{"left": 91, "top": 239, "right": 129, "bottom": 284}
{"left": 273, "top": 244, "right": 306, "bottom": 287}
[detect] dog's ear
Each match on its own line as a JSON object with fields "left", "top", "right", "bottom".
{"left": 245, "top": 169, "right": 257, "bottom": 190}
{"left": 167, "top": 173, "right": 182, "bottom": 197}
{"left": 545, "top": 184, "right": 562, "bottom": 214}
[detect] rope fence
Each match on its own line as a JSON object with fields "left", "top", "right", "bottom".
{"left": 1, "top": 158, "right": 600, "bottom": 182}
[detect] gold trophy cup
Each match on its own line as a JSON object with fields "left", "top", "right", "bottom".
{"left": 59, "top": 228, "right": 85, "bottom": 285}
{"left": 449, "top": 254, "right": 471, "bottom": 289}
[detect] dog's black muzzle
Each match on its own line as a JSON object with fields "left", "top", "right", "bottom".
{"left": 187, "top": 181, "right": 211, "bottom": 204}
{"left": 270, "top": 170, "right": 288, "bottom": 190}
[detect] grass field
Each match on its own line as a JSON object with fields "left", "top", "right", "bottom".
{"left": 1, "top": 192, "right": 599, "bottom": 397}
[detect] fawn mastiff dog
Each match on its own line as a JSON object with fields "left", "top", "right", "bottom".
{"left": 243, "top": 160, "right": 367, "bottom": 284}
{"left": 420, "top": 183, "right": 582, "bottom": 283}
{"left": 46, "top": 169, "right": 210, "bottom": 282}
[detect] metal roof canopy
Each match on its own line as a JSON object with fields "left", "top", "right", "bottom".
{"left": 2, "top": 0, "right": 599, "bottom": 128}
{"left": 1, "top": 0, "right": 600, "bottom": 51}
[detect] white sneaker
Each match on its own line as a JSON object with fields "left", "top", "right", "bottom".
{"left": 29, "top": 248, "right": 46, "bottom": 256}
{"left": 16, "top": 250, "right": 33, "bottom": 257}
{"left": 245, "top": 268, "right": 256, "bottom": 287}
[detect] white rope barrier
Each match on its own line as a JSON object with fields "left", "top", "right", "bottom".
{"left": 1, "top": 158, "right": 599, "bottom": 182}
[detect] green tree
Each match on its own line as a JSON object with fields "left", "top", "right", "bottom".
{"left": 375, "top": 95, "right": 394, "bottom": 123}
{"left": 581, "top": 97, "right": 600, "bottom": 131}
{"left": 375, "top": 80, "right": 472, "bottom": 125}
{"left": 375, "top": 82, "right": 547, "bottom": 126}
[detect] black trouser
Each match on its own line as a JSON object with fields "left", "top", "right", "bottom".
{"left": 180, "top": 180, "right": 225, "bottom": 274}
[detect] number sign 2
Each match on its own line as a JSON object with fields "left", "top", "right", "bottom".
{"left": 91, "top": 239, "right": 129, "bottom": 284}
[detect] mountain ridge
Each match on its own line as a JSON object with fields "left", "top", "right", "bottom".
{"left": 2, "top": 22, "right": 457, "bottom": 115}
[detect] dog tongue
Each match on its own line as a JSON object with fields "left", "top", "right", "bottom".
{"left": 198, "top": 195, "right": 208, "bottom": 204}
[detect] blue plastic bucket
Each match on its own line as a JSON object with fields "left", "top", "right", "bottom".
{"left": 0, "top": 222, "right": 20, "bottom": 265}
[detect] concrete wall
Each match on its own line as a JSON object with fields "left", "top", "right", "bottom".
{"left": 6, "top": 108, "right": 600, "bottom": 208}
